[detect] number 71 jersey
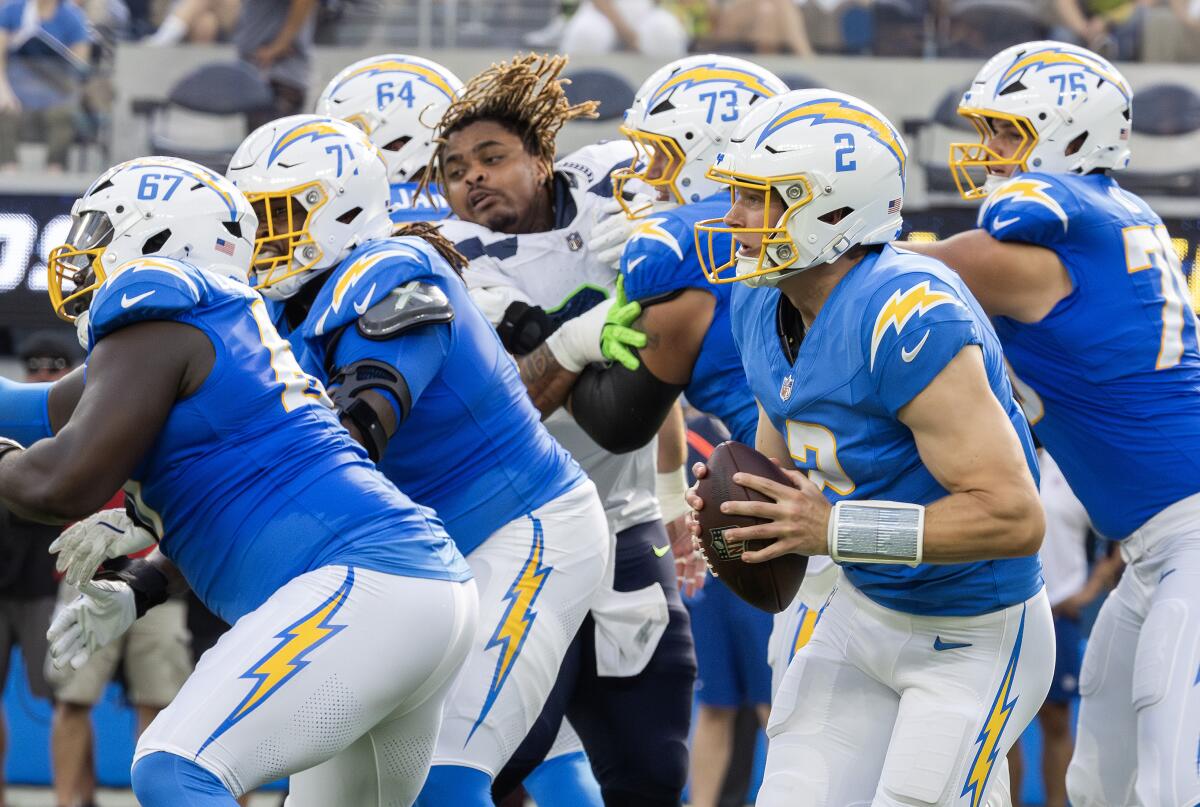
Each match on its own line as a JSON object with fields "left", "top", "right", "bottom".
{"left": 981, "top": 172, "right": 1200, "bottom": 539}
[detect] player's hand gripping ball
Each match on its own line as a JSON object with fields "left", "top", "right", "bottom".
{"left": 693, "top": 441, "right": 809, "bottom": 613}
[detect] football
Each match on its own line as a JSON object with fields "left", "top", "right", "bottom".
{"left": 696, "top": 441, "right": 810, "bottom": 613}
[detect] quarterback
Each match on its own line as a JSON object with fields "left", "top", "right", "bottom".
{"left": 909, "top": 40, "right": 1200, "bottom": 807}
{"left": 0, "top": 157, "right": 476, "bottom": 806}
{"left": 429, "top": 54, "right": 698, "bottom": 806}
{"left": 686, "top": 89, "right": 1052, "bottom": 806}
{"left": 223, "top": 114, "right": 611, "bottom": 806}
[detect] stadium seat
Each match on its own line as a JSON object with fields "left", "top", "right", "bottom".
{"left": 903, "top": 84, "right": 973, "bottom": 196}
{"left": 1121, "top": 83, "right": 1200, "bottom": 198}
{"left": 780, "top": 72, "right": 818, "bottom": 91}
{"left": 136, "top": 61, "right": 274, "bottom": 172}
{"left": 562, "top": 68, "right": 636, "bottom": 121}
{"left": 939, "top": 0, "right": 1049, "bottom": 59}
{"left": 871, "top": 0, "right": 929, "bottom": 57}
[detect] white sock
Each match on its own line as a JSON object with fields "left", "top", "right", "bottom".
{"left": 147, "top": 14, "right": 187, "bottom": 45}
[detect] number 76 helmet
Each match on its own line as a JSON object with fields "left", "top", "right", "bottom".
{"left": 696, "top": 89, "right": 907, "bottom": 287}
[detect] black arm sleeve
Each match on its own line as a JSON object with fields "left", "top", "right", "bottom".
{"left": 329, "top": 360, "right": 413, "bottom": 463}
{"left": 569, "top": 361, "right": 685, "bottom": 455}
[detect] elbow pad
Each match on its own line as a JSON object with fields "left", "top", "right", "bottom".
{"left": 330, "top": 360, "right": 412, "bottom": 463}
{"left": 497, "top": 301, "right": 557, "bottom": 356}
{"left": 571, "top": 361, "right": 684, "bottom": 454}
{"left": 0, "top": 377, "right": 53, "bottom": 445}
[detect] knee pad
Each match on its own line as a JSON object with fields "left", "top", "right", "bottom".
{"left": 1132, "top": 600, "right": 1187, "bottom": 710}
{"left": 415, "top": 764, "right": 493, "bottom": 807}
{"left": 1066, "top": 757, "right": 1117, "bottom": 807}
{"left": 131, "top": 752, "right": 235, "bottom": 807}
{"left": 524, "top": 751, "right": 603, "bottom": 807}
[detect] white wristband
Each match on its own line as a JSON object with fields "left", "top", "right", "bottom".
{"left": 544, "top": 298, "right": 614, "bottom": 373}
{"left": 827, "top": 500, "right": 924, "bottom": 566}
{"left": 656, "top": 466, "right": 690, "bottom": 524}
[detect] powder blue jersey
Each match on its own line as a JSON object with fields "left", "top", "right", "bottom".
{"left": 620, "top": 195, "right": 757, "bottom": 445}
{"left": 732, "top": 246, "right": 1042, "bottom": 616}
{"left": 389, "top": 181, "right": 452, "bottom": 224}
{"left": 280, "top": 237, "right": 585, "bottom": 555}
{"left": 980, "top": 173, "right": 1200, "bottom": 539}
{"left": 87, "top": 258, "right": 470, "bottom": 624}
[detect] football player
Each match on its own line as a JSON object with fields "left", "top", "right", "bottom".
{"left": 223, "top": 114, "right": 613, "bottom": 807}
{"left": 428, "top": 54, "right": 698, "bottom": 806}
{"left": 0, "top": 157, "right": 476, "bottom": 806}
{"left": 684, "top": 89, "right": 1053, "bottom": 806}
{"left": 906, "top": 40, "right": 1200, "bottom": 807}
{"left": 315, "top": 54, "right": 463, "bottom": 224}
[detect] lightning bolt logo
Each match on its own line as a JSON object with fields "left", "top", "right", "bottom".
{"left": 197, "top": 569, "right": 354, "bottom": 756}
{"left": 962, "top": 605, "right": 1026, "bottom": 807}
{"left": 467, "top": 520, "right": 552, "bottom": 745}
{"left": 269, "top": 121, "right": 347, "bottom": 165}
{"left": 756, "top": 97, "right": 906, "bottom": 175}
{"left": 869, "top": 281, "right": 956, "bottom": 369}
{"left": 998, "top": 47, "right": 1130, "bottom": 102}
{"left": 647, "top": 64, "right": 781, "bottom": 110}
{"left": 331, "top": 59, "right": 459, "bottom": 103}
{"left": 980, "top": 178, "right": 1069, "bottom": 230}
{"left": 315, "top": 244, "right": 425, "bottom": 335}
{"left": 629, "top": 216, "right": 683, "bottom": 260}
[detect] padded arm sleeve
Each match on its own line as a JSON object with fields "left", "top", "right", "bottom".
{"left": 0, "top": 378, "right": 53, "bottom": 445}
{"left": 570, "top": 361, "right": 685, "bottom": 454}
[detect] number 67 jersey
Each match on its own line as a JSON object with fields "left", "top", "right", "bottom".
{"left": 980, "top": 172, "right": 1200, "bottom": 540}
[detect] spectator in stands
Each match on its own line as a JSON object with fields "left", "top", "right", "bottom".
{"left": 0, "top": 0, "right": 90, "bottom": 172}
{"left": 234, "top": 0, "right": 314, "bottom": 129}
{"left": 0, "top": 332, "right": 78, "bottom": 807}
{"left": 146, "top": 0, "right": 238, "bottom": 44}
{"left": 1053, "top": 0, "right": 1147, "bottom": 59}
{"left": 559, "top": 0, "right": 689, "bottom": 56}
{"left": 48, "top": 492, "right": 193, "bottom": 807}
{"left": 1006, "top": 449, "right": 1124, "bottom": 807}
{"left": 704, "top": 0, "right": 815, "bottom": 55}
{"left": 1142, "top": 0, "right": 1200, "bottom": 61}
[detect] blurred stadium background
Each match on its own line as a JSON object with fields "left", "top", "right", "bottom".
{"left": 0, "top": 0, "right": 1194, "bottom": 804}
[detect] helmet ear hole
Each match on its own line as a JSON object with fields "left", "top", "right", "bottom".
{"left": 222, "top": 221, "right": 242, "bottom": 238}
{"left": 818, "top": 206, "right": 854, "bottom": 226}
{"left": 141, "top": 229, "right": 172, "bottom": 255}
{"left": 336, "top": 206, "right": 363, "bottom": 225}
{"left": 1065, "top": 131, "right": 1088, "bottom": 157}
{"left": 383, "top": 136, "right": 411, "bottom": 152}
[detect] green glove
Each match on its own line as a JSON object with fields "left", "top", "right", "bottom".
{"left": 601, "top": 276, "right": 647, "bottom": 371}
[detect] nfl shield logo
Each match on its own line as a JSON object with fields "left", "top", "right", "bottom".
{"left": 566, "top": 232, "right": 584, "bottom": 251}
{"left": 780, "top": 374, "right": 794, "bottom": 401}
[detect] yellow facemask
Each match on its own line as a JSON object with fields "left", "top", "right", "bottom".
{"left": 246, "top": 182, "right": 328, "bottom": 291}
{"left": 47, "top": 209, "right": 115, "bottom": 321}
{"left": 949, "top": 108, "right": 1038, "bottom": 200}
{"left": 611, "top": 126, "right": 686, "bottom": 218}
{"left": 694, "top": 165, "right": 810, "bottom": 285}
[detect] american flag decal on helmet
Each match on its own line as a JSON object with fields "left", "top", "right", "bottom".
{"left": 887, "top": 198, "right": 902, "bottom": 214}
{"left": 215, "top": 237, "right": 236, "bottom": 256}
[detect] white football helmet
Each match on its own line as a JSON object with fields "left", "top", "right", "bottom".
{"left": 48, "top": 156, "right": 257, "bottom": 322}
{"left": 613, "top": 55, "right": 787, "bottom": 216}
{"left": 315, "top": 54, "right": 463, "bottom": 184}
{"left": 950, "top": 40, "right": 1133, "bottom": 199}
{"left": 696, "top": 89, "right": 907, "bottom": 287}
{"left": 227, "top": 114, "right": 393, "bottom": 300}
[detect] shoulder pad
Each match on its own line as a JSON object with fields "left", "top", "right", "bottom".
{"left": 309, "top": 239, "right": 437, "bottom": 337}
{"left": 555, "top": 141, "right": 637, "bottom": 197}
{"left": 977, "top": 174, "right": 1074, "bottom": 244}
{"left": 863, "top": 271, "right": 971, "bottom": 371}
{"left": 357, "top": 280, "right": 453, "bottom": 340}
{"left": 621, "top": 212, "right": 695, "bottom": 302}
{"left": 88, "top": 258, "right": 206, "bottom": 347}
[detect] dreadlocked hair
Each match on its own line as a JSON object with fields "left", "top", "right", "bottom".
{"left": 420, "top": 53, "right": 599, "bottom": 195}
{"left": 394, "top": 222, "right": 469, "bottom": 277}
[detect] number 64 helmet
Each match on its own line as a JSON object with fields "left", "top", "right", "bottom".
{"left": 696, "top": 89, "right": 907, "bottom": 287}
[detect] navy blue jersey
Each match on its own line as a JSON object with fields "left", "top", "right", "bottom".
{"left": 87, "top": 258, "right": 469, "bottom": 624}
{"left": 284, "top": 237, "right": 585, "bottom": 554}
{"left": 980, "top": 172, "right": 1200, "bottom": 538}
{"left": 620, "top": 195, "right": 757, "bottom": 445}
{"left": 732, "top": 246, "right": 1042, "bottom": 616}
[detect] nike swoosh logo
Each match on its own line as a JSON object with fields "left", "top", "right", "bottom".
{"left": 626, "top": 255, "right": 647, "bottom": 273}
{"left": 352, "top": 283, "right": 378, "bottom": 316}
{"left": 901, "top": 331, "right": 930, "bottom": 362}
{"left": 933, "top": 636, "right": 972, "bottom": 652}
{"left": 652, "top": 543, "right": 670, "bottom": 558}
{"left": 992, "top": 216, "right": 1020, "bottom": 230}
{"left": 121, "top": 290, "right": 156, "bottom": 308}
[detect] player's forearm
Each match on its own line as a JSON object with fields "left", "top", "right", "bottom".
{"left": 657, "top": 402, "right": 687, "bottom": 472}
{"left": 920, "top": 484, "right": 1044, "bottom": 562}
{"left": 518, "top": 343, "right": 579, "bottom": 417}
{"left": 0, "top": 434, "right": 113, "bottom": 523}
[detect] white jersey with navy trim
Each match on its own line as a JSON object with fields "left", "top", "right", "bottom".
{"left": 443, "top": 141, "right": 661, "bottom": 534}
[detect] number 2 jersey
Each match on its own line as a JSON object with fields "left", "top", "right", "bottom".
{"left": 979, "top": 172, "right": 1200, "bottom": 539}
{"left": 732, "top": 245, "right": 1042, "bottom": 616}
{"left": 619, "top": 193, "right": 758, "bottom": 445}
{"left": 87, "top": 259, "right": 470, "bottom": 624}
{"left": 275, "top": 235, "right": 585, "bottom": 555}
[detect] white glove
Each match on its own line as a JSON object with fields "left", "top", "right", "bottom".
{"left": 49, "top": 509, "right": 157, "bottom": 588}
{"left": 588, "top": 195, "right": 653, "bottom": 270}
{"left": 544, "top": 299, "right": 615, "bottom": 373}
{"left": 46, "top": 580, "right": 136, "bottom": 671}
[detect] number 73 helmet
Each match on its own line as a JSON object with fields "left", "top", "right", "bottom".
{"left": 696, "top": 89, "right": 907, "bottom": 287}
{"left": 950, "top": 40, "right": 1133, "bottom": 199}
